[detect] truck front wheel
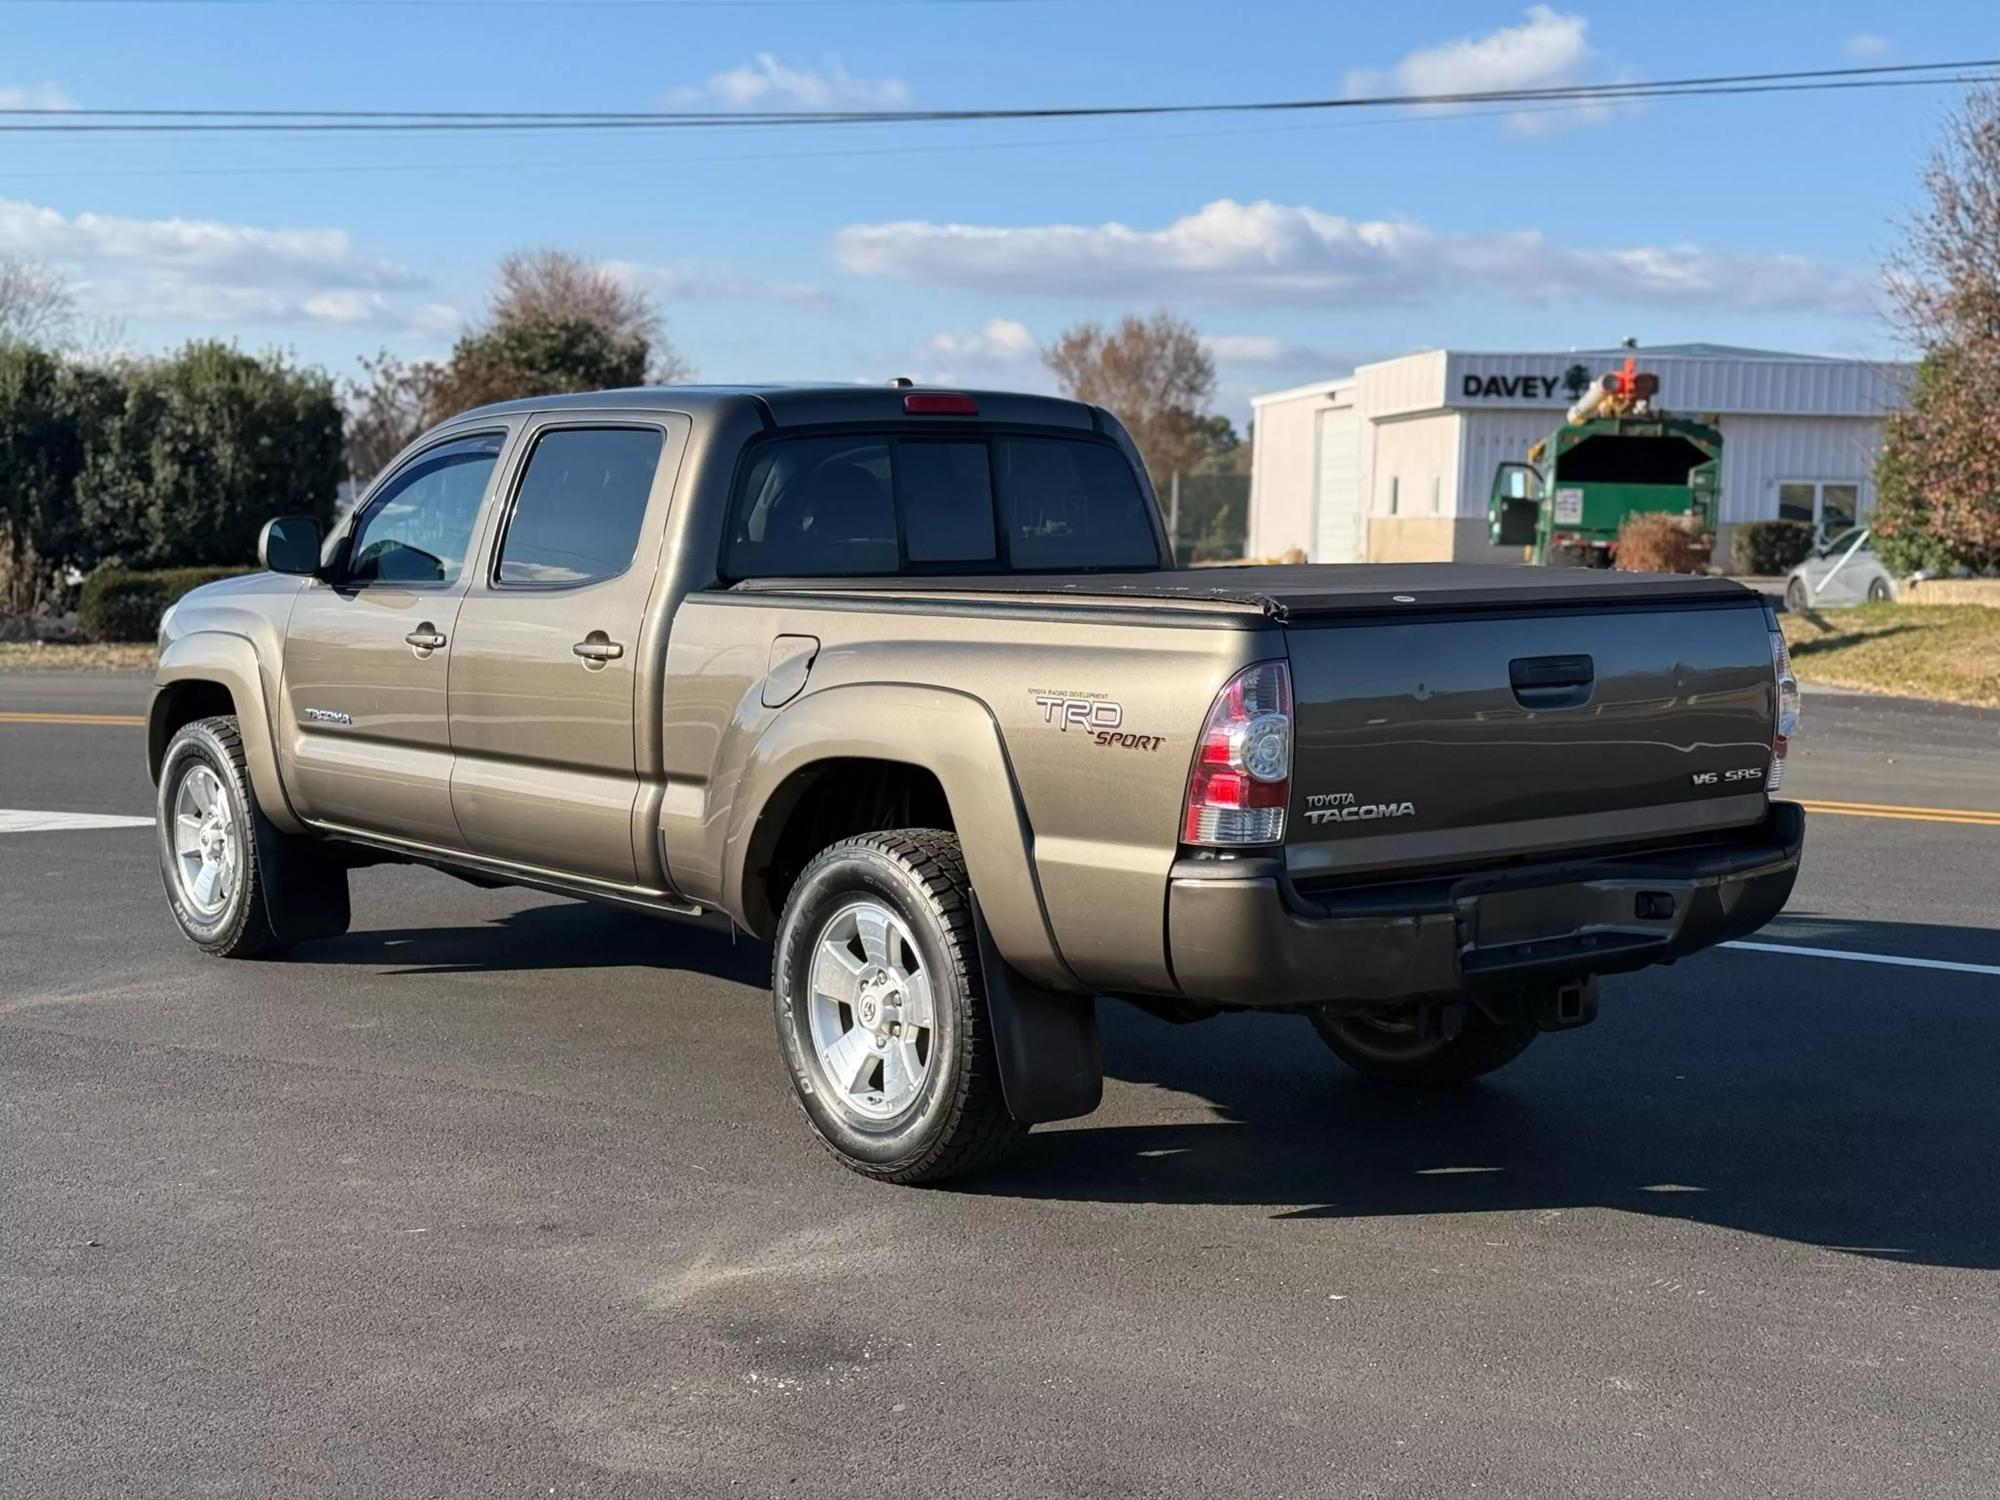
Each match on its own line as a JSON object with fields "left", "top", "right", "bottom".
{"left": 772, "top": 830, "right": 1025, "bottom": 1183}
{"left": 156, "top": 715, "right": 349, "bottom": 958}
{"left": 1309, "top": 1005, "right": 1538, "bottom": 1086}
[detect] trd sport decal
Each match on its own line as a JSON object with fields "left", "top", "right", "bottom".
{"left": 1032, "top": 693, "right": 1164, "bottom": 752}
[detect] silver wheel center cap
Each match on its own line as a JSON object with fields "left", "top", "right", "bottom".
{"left": 856, "top": 974, "right": 903, "bottom": 1041}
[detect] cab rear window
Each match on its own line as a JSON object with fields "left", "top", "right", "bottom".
{"left": 722, "top": 432, "right": 1160, "bottom": 579}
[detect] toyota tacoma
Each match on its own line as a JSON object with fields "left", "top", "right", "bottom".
{"left": 148, "top": 385, "right": 1804, "bottom": 1182}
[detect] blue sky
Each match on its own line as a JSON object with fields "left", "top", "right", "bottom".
{"left": 1, "top": 0, "right": 1989, "bottom": 415}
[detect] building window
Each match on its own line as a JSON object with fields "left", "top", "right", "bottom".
{"left": 1778, "top": 480, "right": 1863, "bottom": 542}
{"left": 1429, "top": 474, "right": 1441, "bottom": 514}
{"left": 1387, "top": 476, "right": 1400, "bottom": 516}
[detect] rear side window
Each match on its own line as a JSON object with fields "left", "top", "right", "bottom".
{"left": 723, "top": 432, "right": 1157, "bottom": 579}
{"left": 496, "top": 427, "right": 664, "bottom": 586}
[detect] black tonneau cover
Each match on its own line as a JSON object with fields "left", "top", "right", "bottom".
{"left": 733, "top": 563, "right": 1757, "bottom": 622}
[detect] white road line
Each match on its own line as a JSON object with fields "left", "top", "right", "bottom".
{"left": 1722, "top": 940, "right": 2000, "bottom": 978}
{"left": 0, "top": 810, "right": 154, "bottom": 834}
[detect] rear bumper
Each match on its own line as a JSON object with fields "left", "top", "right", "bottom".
{"left": 1166, "top": 802, "right": 1804, "bottom": 1010}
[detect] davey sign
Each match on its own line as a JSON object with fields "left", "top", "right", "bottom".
{"left": 1456, "top": 363, "right": 1596, "bottom": 404}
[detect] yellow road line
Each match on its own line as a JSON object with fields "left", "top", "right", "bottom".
{"left": 1797, "top": 798, "right": 2000, "bottom": 827}
{"left": 0, "top": 711, "right": 145, "bottom": 726}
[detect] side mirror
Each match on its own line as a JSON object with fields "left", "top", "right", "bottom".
{"left": 259, "top": 515, "right": 324, "bottom": 576}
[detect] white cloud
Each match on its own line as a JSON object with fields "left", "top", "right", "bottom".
{"left": 1344, "top": 6, "right": 1615, "bottom": 135}
{"left": 923, "top": 317, "right": 1037, "bottom": 363}
{"left": 0, "top": 194, "right": 440, "bottom": 332}
{"left": 833, "top": 198, "right": 1878, "bottom": 318}
{"left": 670, "top": 53, "right": 908, "bottom": 110}
{"left": 604, "top": 258, "right": 838, "bottom": 311}
{"left": 1843, "top": 33, "right": 1892, "bottom": 59}
{"left": 0, "top": 82, "right": 75, "bottom": 111}
{"left": 899, "top": 317, "right": 1044, "bottom": 386}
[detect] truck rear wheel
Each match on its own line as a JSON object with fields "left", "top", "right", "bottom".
{"left": 156, "top": 715, "right": 349, "bottom": 958}
{"left": 773, "top": 830, "right": 1025, "bottom": 1184}
{"left": 1309, "top": 1005, "right": 1538, "bottom": 1086}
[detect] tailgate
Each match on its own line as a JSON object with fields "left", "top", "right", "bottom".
{"left": 1283, "top": 600, "right": 1777, "bottom": 882}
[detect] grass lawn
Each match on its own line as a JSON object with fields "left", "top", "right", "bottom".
{"left": 0, "top": 641, "right": 156, "bottom": 672}
{"left": 1781, "top": 604, "right": 2000, "bottom": 709}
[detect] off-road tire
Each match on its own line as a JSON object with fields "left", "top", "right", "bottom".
{"left": 1785, "top": 577, "right": 1810, "bottom": 612}
{"left": 157, "top": 715, "right": 350, "bottom": 958}
{"left": 773, "top": 830, "right": 1025, "bottom": 1184}
{"left": 1309, "top": 1005, "right": 1539, "bottom": 1086}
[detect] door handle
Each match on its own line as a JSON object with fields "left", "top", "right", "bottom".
{"left": 572, "top": 633, "right": 625, "bottom": 665}
{"left": 405, "top": 624, "right": 447, "bottom": 653}
{"left": 1508, "top": 653, "right": 1594, "bottom": 709}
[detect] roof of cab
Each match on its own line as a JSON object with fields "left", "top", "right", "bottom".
{"left": 451, "top": 384, "right": 1101, "bottom": 432}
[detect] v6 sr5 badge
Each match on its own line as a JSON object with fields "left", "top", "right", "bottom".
{"left": 1032, "top": 693, "right": 1164, "bottom": 752}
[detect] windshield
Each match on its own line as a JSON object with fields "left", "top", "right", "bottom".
{"left": 723, "top": 431, "right": 1161, "bottom": 580}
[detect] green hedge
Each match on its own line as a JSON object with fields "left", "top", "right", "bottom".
{"left": 1730, "top": 520, "right": 1817, "bottom": 576}
{"left": 78, "top": 566, "right": 254, "bottom": 643}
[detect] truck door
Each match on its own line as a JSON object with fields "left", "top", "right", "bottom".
{"left": 1489, "top": 462, "right": 1541, "bottom": 548}
{"left": 446, "top": 416, "right": 687, "bottom": 887}
{"left": 280, "top": 429, "right": 511, "bottom": 849}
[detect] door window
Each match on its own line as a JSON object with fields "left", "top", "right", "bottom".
{"left": 347, "top": 432, "right": 504, "bottom": 585}
{"left": 496, "top": 427, "right": 665, "bottom": 586}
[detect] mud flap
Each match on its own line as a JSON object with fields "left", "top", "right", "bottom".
{"left": 971, "top": 896, "right": 1102, "bottom": 1124}
{"left": 254, "top": 815, "right": 353, "bottom": 947}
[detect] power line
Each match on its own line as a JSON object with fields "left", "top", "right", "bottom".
{"left": 0, "top": 97, "right": 1654, "bottom": 183}
{"left": 0, "top": 58, "right": 1991, "bottom": 133}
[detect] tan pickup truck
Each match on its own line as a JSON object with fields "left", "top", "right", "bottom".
{"left": 149, "top": 385, "right": 1804, "bottom": 1181}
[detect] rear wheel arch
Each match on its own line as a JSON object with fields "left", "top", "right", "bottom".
{"left": 718, "top": 684, "right": 1073, "bottom": 990}
{"left": 744, "top": 757, "right": 955, "bottom": 938}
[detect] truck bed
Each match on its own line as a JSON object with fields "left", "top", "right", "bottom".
{"left": 731, "top": 563, "right": 1756, "bottom": 621}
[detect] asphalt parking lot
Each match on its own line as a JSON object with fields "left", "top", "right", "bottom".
{"left": 3, "top": 673, "right": 1997, "bottom": 1497}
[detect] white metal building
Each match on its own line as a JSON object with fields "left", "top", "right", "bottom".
{"left": 1248, "top": 345, "right": 1912, "bottom": 565}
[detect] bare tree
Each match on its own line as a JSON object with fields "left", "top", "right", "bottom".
{"left": 0, "top": 256, "right": 76, "bottom": 348}
{"left": 1888, "top": 85, "right": 2000, "bottom": 348}
{"left": 1873, "top": 85, "right": 2000, "bottom": 574}
{"left": 344, "top": 351, "right": 443, "bottom": 487}
{"left": 1043, "top": 311, "right": 1216, "bottom": 489}
{"left": 490, "top": 249, "right": 691, "bottom": 383}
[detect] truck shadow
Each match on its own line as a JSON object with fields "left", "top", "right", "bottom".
{"left": 296, "top": 899, "right": 772, "bottom": 987}
{"left": 969, "top": 915, "right": 2000, "bottom": 1271}
{"left": 299, "top": 897, "right": 2000, "bottom": 1270}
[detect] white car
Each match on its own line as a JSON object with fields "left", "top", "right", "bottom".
{"left": 1784, "top": 528, "right": 1896, "bottom": 609}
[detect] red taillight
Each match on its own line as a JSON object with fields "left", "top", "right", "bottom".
{"left": 1769, "top": 628, "right": 1799, "bottom": 791}
{"left": 1182, "top": 661, "right": 1292, "bottom": 846}
{"left": 903, "top": 392, "right": 978, "bottom": 416}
